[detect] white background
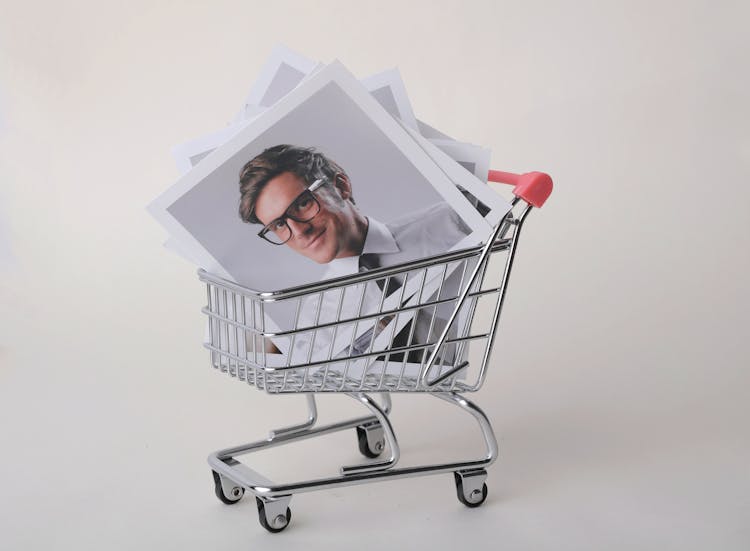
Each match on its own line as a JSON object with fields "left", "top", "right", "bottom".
{"left": 0, "top": 1, "right": 748, "bottom": 549}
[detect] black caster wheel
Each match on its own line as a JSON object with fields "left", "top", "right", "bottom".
{"left": 356, "top": 424, "right": 385, "bottom": 458}
{"left": 256, "top": 497, "right": 292, "bottom": 533}
{"left": 454, "top": 472, "right": 488, "bottom": 508}
{"left": 212, "top": 470, "right": 245, "bottom": 505}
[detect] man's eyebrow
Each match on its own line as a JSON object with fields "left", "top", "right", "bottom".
{"left": 264, "top": 188, "right": 307, "bottom": 225}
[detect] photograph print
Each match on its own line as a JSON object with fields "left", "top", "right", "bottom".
{"left": 150, "top": 60, "right": 489, "bottom": 290}
{"left": 149, "top": 61, "right": 492, "bottom": 365}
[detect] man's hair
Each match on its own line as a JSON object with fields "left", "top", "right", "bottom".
{"left": 239, "top": 144, "right": 351, "bottom": 225}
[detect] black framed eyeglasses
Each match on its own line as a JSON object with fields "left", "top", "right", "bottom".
{"left": 257, "top": 178, "right": 327, "bottom": 245}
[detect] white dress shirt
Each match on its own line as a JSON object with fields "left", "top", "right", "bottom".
{"left": 287, "top": 202, "right": 472, "bottom": 369}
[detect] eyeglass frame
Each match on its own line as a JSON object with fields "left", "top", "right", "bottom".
{"left": 257, "top": 177, "right": 328, "bottom": 245}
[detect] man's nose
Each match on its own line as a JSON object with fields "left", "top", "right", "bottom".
{"left": 287, "top": 218, "right": 314, "bottom": 239}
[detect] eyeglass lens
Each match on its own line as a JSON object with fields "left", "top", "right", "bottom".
{"left": 262, "top": 191, "right": 320, "bottom": 244}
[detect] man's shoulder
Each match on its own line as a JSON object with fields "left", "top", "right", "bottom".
{"left": 384, "top": 202, "right": 472, "bottom": 256}
{"left": 387, "top": 201, "right": 470, "bottom": 233}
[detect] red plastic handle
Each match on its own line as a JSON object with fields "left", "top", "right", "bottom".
{"left": 487, "top": 170, "right": 553, "bottom": 208}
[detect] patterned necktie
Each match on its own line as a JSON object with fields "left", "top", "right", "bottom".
{"left": 345, "top": 253, "right": 408, "bottom": 357}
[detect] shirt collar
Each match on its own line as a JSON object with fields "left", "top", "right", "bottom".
{"left": 322, "top": 217, "right": 400, "bottom": 279}
{"left": 361, "top": 217, "right": 400, "bottom": 255}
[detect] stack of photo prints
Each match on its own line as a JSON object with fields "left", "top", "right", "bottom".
{"left": 149, "top": 45, "right": 512, "bottom": 384}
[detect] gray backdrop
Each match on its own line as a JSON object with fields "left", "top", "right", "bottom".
{"left": 0, "top": 2, "right": 748, "bottom": 550}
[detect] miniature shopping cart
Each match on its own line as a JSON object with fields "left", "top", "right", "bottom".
{"left": 200, "top": 170, "right": 552, "bottom": 532}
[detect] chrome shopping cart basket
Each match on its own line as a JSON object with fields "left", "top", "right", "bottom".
{"left": 201, "top": 170, "right": 552, "bottom": 532}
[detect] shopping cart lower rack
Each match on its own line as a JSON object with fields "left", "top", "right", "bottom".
{"left": 200, "top": 170, "right": 552, "bottom": 532}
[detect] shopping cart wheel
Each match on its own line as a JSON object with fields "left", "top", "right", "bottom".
{"left": 454, "top": 470, "right": 488, "bottom": 508}
{"left": 256, "top": 497, "right": 292, "bottom": 533}
{"left": 212, "top": 470, "right": 245, "bottom": 505}
{"left": 356, "top": 422, "right": 386, "bottom": 458}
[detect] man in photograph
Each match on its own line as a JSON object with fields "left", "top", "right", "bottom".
{"left": 238, "top": 144, "right": 471, "bottom": 364}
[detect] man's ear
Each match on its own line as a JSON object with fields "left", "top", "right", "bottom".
{"left": 332, "top": 173, "right": 353, "bottom": 201}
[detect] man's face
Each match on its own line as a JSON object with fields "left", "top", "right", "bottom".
{"left": 254, "top": 172, "right": 360, "bottom": 263}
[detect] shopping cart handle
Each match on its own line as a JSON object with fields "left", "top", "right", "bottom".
{"left": 487, "top": 170, "right": 553, "bottom": 208}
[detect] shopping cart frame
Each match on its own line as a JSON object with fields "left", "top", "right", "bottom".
{"left": 201, "top": 170, "right": 552, "bottom": 532}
